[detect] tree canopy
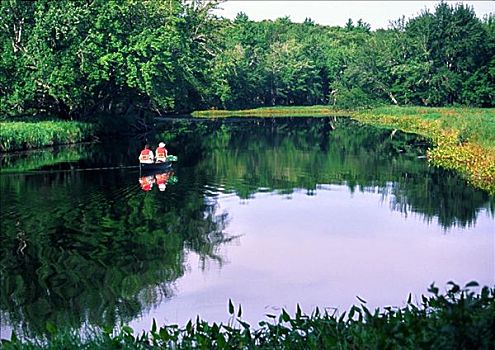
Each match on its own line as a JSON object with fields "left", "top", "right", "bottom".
{"left": 1, "top": 0, "right": 493, "bottom": 120}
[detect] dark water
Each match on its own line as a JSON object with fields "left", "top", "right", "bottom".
{"left": 1, "top": 117, "right": 493, "bottom": 339}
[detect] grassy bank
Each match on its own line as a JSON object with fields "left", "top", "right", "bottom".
{"left": 2, "top": 282, "right": 493, "bottom": 349}
{"left": 352, "top": 107, "right": 495, "bottom": 195}
{"left": 192, "top": 105, "right": 350, "bottom": 118}
{"left": 193, "top": 106, "right": 495, "bottom": 195}
{"left": 0, "top": 120, "right": 97, "bottom": 152}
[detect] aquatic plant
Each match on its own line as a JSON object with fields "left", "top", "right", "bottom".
{"left": 2, "top": 282, "right": 493, "bottom": 349}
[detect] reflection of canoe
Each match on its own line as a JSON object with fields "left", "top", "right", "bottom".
{"left": 140, "top": 162, "right": 173, "bottom": 175}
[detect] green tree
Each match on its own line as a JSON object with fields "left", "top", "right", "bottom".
{"left": 0, "top": 0, "right": 221, "bottom": 118}
{"left": 404, "top": 3, "right": 490, "bottom": 105}
{"left": 1, "top": 0, "right": 494, "bottom": 119}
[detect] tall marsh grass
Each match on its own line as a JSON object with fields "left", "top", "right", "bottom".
{"left": 0, "top": 121, "right": 97, "bottom": 152}
{"left": 356, "top": 106, "right": 495, "bottom": 150}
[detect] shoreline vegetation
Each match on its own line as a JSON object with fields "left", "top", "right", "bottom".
{"left": 353, "top": 107, "right": 495, "bottom": 196}
{"left": 192, "top": 106, "right": 495, "bottom": 195}
{"left": 0, "top": 120, "right": 97, "bottom": 153}
{"left": 2, "top": 282, "right": 493, "bottom": 349}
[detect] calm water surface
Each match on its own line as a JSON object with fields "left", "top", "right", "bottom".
{"left": 1, "top": 117, "right": 493, "bottom": 339}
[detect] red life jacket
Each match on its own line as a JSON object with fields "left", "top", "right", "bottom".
{"left": 156, "top": 147, "right": 167, "bottom": 158}
{"left": 140, "top": 149, "right": 151, "bottom": 161}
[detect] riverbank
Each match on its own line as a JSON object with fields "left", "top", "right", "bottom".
{"left": 192, "top": 105, "right": 351, "bottom": 118}
{"left": 2, "top": 106, "right": 494, "bottom": 194}
{"left": 2, "top": 283, "right": 493, "bottom": 349}
{"left": 353, "top": 107, "right": 495, "bottom": 195}
{"left": 0, "top": 120, "right": 97, "bottom": 152}
{"left": 193, "top": 106, "right": 495, "bottom": 195}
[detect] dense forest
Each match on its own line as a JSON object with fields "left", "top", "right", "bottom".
{"left": 1, "top": 0, "right": 494, "bottom": 120}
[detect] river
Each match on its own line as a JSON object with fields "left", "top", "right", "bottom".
{"left": 1, "top": 117, "right": 493, "bottom": 339}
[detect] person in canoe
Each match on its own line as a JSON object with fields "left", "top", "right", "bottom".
{"left": 155, "top": 142, "right": 168, "bottom": 163}
{"left": 139, "top": 144, "right": 154, "bottom": 164}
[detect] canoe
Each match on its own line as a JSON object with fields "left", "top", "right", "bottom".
{"left": 139, "top": 155, "right": 177, "bottom": 176}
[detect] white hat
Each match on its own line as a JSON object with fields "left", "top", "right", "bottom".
{"left": 158, "top": 183, "right": 166, "bottom": 191}
{"left": 159, "top": 142, "right": 165, "bottom": 148}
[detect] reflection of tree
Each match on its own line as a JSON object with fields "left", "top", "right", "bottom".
{"left": 166, "top": 117, "right": 493, "bottom": 228}
{"left": 0, "top": 171, "right": 229, "bottom": 338}
{"left": 388, "top": 168, "right": 493, "bottom": 228}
